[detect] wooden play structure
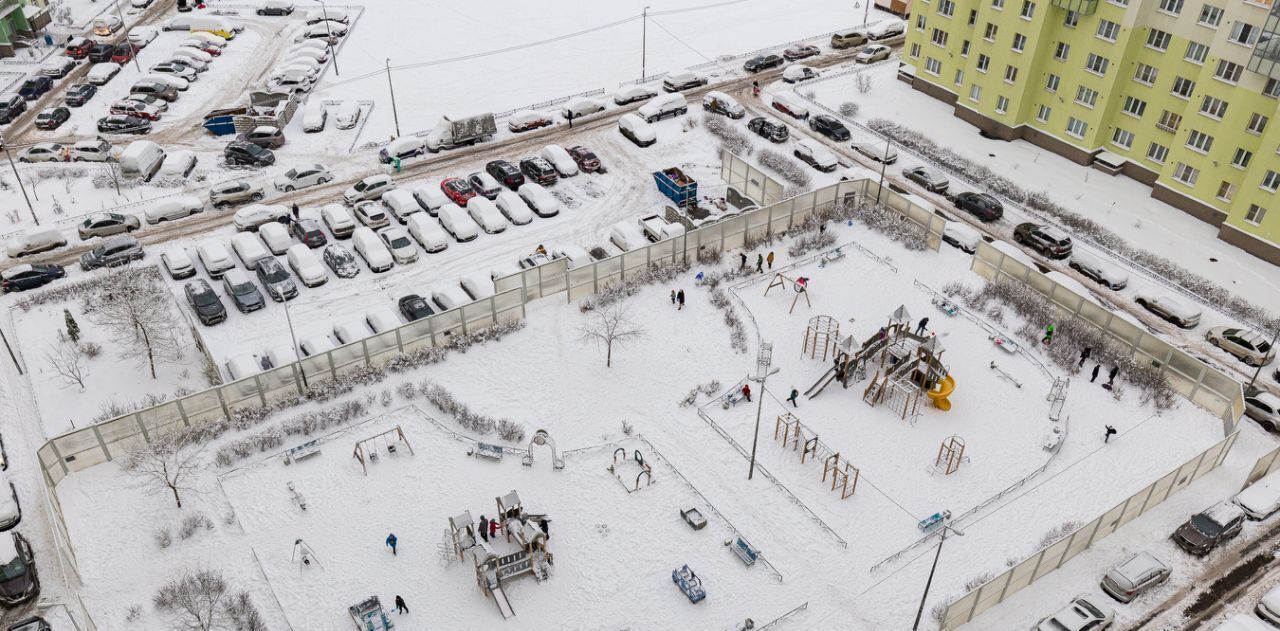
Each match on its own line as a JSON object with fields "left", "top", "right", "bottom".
{"left": 802, "top": 315, "right": 840, "bottom": 360}
{"left": 522, "top": 429, "right": 565, "bottom": 470}
{"left": 352, "top": 425, "right": 415, "bottom": 475}
{"left": 930, "top": 435, "right": 969, "bottom": 475}
{"left": 773, "top": 413, "right": 860, "bottom": 500}
{"left": 608, "top": 447, "right": 654, "bottom": 493}
{"left": 448, "top": 490, "right": 553, "bottom": 621}
{"left": 764, "top": 272, "right": 811, "bottom": 314}
{"left": 823, "top": 453, "right": 860, "bottom": 499}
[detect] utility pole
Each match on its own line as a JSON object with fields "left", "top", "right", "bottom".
{"left": 314, "top": 0, "right": 339, "bottom": 76}
{"left": 0, "top": 133, "right": 39, "bottom": 225}
{"left": 114, "top": 0, "right": 143, "bottom": 73}
{"left": 1247, "top": 328, "right": 1280, "bottom": 390}
{"left": 282, "top": 299, "right": 307, "bottom": 390}
{"left": 875, "top": 138, "right": 893, "bottom": 206}
{"left": 912, "top": 522, "right": 964, "bottom": 630}
{"left": 385, "top": 58, "right": 400, "bottom": 137}
{"left": 747, "top": 342, "right": 778, "bottom": 480}
{"left": 641, "top": 6, "right": 651, "bottom": 80}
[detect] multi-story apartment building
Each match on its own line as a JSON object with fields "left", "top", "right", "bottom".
{"left": 901, "top": 0, "right": 1280, "bottom": 264}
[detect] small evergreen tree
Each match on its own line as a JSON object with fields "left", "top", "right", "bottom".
{"left": 63, "top": 309, "right": 80, "bottom": 343}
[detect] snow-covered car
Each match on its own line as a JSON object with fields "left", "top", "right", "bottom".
{"left": 110, "top": 99, "right": 162, "bottom": 121}
{"left": 508, "top": 110, "right": 554, "bottom": 133}
{"left": 540, "top": 144, "right": 579, "bottom": 178}
{"left": 209, "top": 180, "right": 264, "bottom": 208}
{"left": 354, "top": 200, "right": 391, "bottom": 229}
{"left": 782, "top": 64, "right": 819, "bottom": 83}
{"left": 551, "top": 245, "right": 592, "bottom": 270}
{"left": 321, "top": 203, "right": 356, "bottom": 238}
{"left": 1246, "top": 391, "right": 1280, "bottom": 432}
{"left": 702, "top": 91, "right": 744, "bottom": 119}
{"left": 793, "top": 138, "right": 838, "bottom": 172}
{"left": 344, "top": 174, "right": 395, "bottom": 204}
{"left": 867, "top": 18, "right": 907, "bottom": 40}
{"left": 149, "top": 62, "right": 198, "bottom": 82}
{"left": 1206, "top": 327, "right": 1275, "bottom": 366}
{"left": 942, "top": 221, "right": 981, "bottom": 253}
{"left": 143, "top": 73, "right": 189, "bottom": 92}
{"left": 191, "top": 32, "right": 230, "bottom": 47}
{"left": 855, "top": 44, "right": 891, "bottom": 63}
{"left": 851, "top": 140, "right": 897, "bottom": 163}
{"left": 517, "top": 182, "right": 561, "bottom": 217}
{"left": 1032, "top": 594, "right": 1113, "bottom": 631}
{"left": 747, "top": 117, "right": 788, "bottom": 143}
{"left": 302, "top": 102, "right": 327, "bottom": 132}
{"left": 161, "top": 248, "right": 195, "bottom": 280}
{"left": 166, "top": 55, "right": 207, "bottom": 73}
{"left": 783, "top": 44, "right": 820, "bottom": 61}
{"left": 222, "top": 269, "right": 265, "bottom": 313}
{"left": 93, "top": 15, "right": 124, "bottom": 36}
{"left": 495, "top": 191, "right": 534, "bottom": 225}
{"left": 618, "top": 113, "right": 656, "bottom": 147}
{"left": 179, "top": 39, "right": 223, "bottom": 56}
{"left": 0, "top": 532, "right": 39, "bottom": 605}
{"left": 265, "top": 69, "right": 312, "bottom": 93}
{"left": 77, "top": 212, "right": 140, "bottom": 240}
{"left": 1173, "top": 502, "right": 1245, "bottom": 555}
{"left": 159, "top": 150, "right": 197, "bottom": 178}
{"left": 1068, "top": 249, "right": 1129, "bottom": 290}
{"left": 1100, "top": 552, "right": 1170, "bottom": 603}
{"left": 467, "top": 172, "right": 502, "bottom": 200}
{"left": 127, "top": 26, "right": 159, "bottom": 47}
{"left": 437, "top": 203, "right": 480, "bottom": 242}
{"left": 379, "top": 136, "right": 427, "bottom": 164}
{"left": 562, "top": 97, "right": 606, "bottom": 119}
{"left": 275, "top": 163, "right": 333, "bottom": 192}
{"left": 171, "top": 47, "right": 214, "bottom": 64}
{"left": 352, "top": 227, "right": 393, "bottom": 272}
{"left": 79, "top": 235, "right": 144, "bottom": 270}
{"left": 287, "top": 244, "right": 327, "bottom": 287}
{"left": 322, "top": 243, "right": 360, "bottom": 278}
{"left": 405, "top": 214, "right": 448, "bottom": 253}
{"left": 902, "top": 165, "right": 949, "bottom": 192}
{"left": 638, "top": 93, "right": 688, "bottom": 123}
{"left": 295, "top": 22, "right": 347, "bottom": 43}
{"left": 381, "top": 189, "right": 422, "bottom": 223}
{"left": 0, "top": 475, "right": 20, "bottom": 531}
{"left": 1134, "top": 287, "right": 1201, "bottom": 328}
{"left": 466, "top": 197, "right": 508, "bottom": 234}
{"left": 34, "top": 107, "right": 70, "bottom": 130}
{"left": 286, "top": 47, "right": 328, "bottom": 64}
{"left": 233, "top": 204, "right": 289, "bottom": 231}
{"left": 614, "top": 84, "right": 659, "bottom": 105}
{"left": 378, "top": 226, "right": 418, "bottom": 264}
{"left": 87, "top": 62, "right": 122, "bottom": 86}
{"left": 254, "top": 258, "right": 296, "bottom": 302}
{"left": 460, "top": 271, "right": 495, "bottom": 300}
{"left": 144, "top": 195, "right": 204, "bottom": 224}
{"left": 334, "top": 101, "right": 361, "bottom": 129}
{"left": 365, "top": 307, "right": 401, "bottom": 334}
{"left": 40, "top": 56, "right": 76, "bottom": 79}
{"left": 304, "top": 7, "right": 349, "bottom": 23}
{"left": 70, "top": 139, "right": 113, "bottom": 163}
{"left": 431, "top": 284, "right": 471, "bottom": 311}
{"left": 17, "top": 143, "right": 65, "bottom": 163}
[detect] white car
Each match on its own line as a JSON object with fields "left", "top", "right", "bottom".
{"left": 275, "top": 164, "right": 333, "bottom": 192}
{"left": 437, "top": 203, "right": 480, "bottom": 242}
{"left": 127, "top": 26, "right": 159, "bottom": 46}
{"left": 304, "top": 7, "right": 349, "bottom": 23}
{"left": 171, "top": 47, "right": 214, "bottom": 64}
{"left": 158, "top": 150, "right": 198, "bottom": 178}
{"left": 167, "top": 56, "right": 208, "bottom": 73}
{"left": 321, "top": 203, "right": 356, "bottom": 238}
{"left": 291, "top": 39, "right": 330, "bottom": 53}
{"left": 287, "top": 47, "right": 329, "bottom": 63}
{"left": 405, "top": 214, "right": 448, "bottom": 253}
{"left": 354, "top": 200, "right": 391, "bottom": 229}
{"left": 851, "top": 140, "right": 898, "bottom": 163}
{"left": 378, "top": 226, "right": 418, "bottom": 264}
{"left": 334, "top": 101, "right": 361, "bottom": 129}
{"left": 302, "top": 102, "right": 327, "bottom": 132}
{"left": 1033, "top": 594, "right": 1114, "bottom": 631}
{"left": 793, "top": 138, "right": 838, "bottom": 172}
{"left": 17, "top": 143, "right": 65, "bottom": 163}
{"left": 233, "top": 204, "right": 289, "bottom": 231}
{"left": 344, "top": 174, "right": 395, "bottom": 204}
{"left": 614, "top": 84, "right": 659, "bottom": 105}
{"left": 495, "top": 191, "right": 534, "bottom": 225}
{"left": 855, "top": 44, "right": 892, "bottom": 63}
{"left": 517, "top": 182, "right": 561, "bottom": 217}
{"left": 466, "top": 197, "right": 508, "bottom": 234}
{"left": 144, "top": 195, "right": 204, "bottom": 224}
{"left": 1206, "top": 327, "right": 1275, "bottom": 366}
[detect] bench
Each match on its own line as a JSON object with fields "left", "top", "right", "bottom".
{"left": 819, "top": 247, "right": 846, "bottom": 268}
{"left": 727, "top": 537, "right": 757, "bottom": 567}
{"left": 284, "top": 440, "right": 321, "bottom": 465}
{"left": 470, "top": 442, "right": 504, "bottom": 461}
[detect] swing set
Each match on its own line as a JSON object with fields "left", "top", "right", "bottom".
{"left": 763, "top": 273, "right": 812, "bottom": 314}
{"left": 352, "top": 425, "right": 416, "bottom": 475}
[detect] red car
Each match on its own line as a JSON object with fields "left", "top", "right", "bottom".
{"left": 110, "top": 43, "right": 138, "bottom": 65}
{"left": 184, "top": 42, "right": 222, "bottom": 56}
{"left": 64, "top": 37, "right": 96, "bottom": 59}
{"left": 440, "top": 177, "right": 477, "bottom": 206}
{"left": 109, "top": 100, "right": 161, "bottom": 121}
{"left": 567, "top": 146, "right": 602, "bottom": 173}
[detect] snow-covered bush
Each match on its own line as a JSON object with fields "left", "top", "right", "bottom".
{"left": 13, "top": 265, "right": 163, "bottom": 311}
{"left": 679, "top": 380, "right": 723, "bottom": 407}
{"left": 704, "top": 115, "right": 752, "bottom": 155}
{"left": 224, "top": 591, "right": 267, "bottom": 631}
{"left": 380, "top": 389, "right": 393, "bottom": 407}
{"left": 579, "top": 261, "right": 690, "bottom": 312}
{"left": 816, "top": 195, "right": 928, "bottom": 250}
{"left": 396, "top": 382, "right": 417, "bottom": 400}
{"left": 125, "top": 605, "right": 142, "bottom": 622}
{"left": 178, "top": 513, "right": 213, "bottom": 540}
{"left": 153, "top": 569, "right": 231, "bottom": 630}
{"left": 420, "top": 381, "right": 526, "bottom": 441}
{"left": 757, "top": 149, "right": 811, "bottom": 191}
{"left": 621, "top": 420, "right": 634, "bottom": 435}
{"left": 153, "top": 528, "right": 172, "bottom": 549}
{"left": 787, "top": 229, "right": 836, "bottom": 257}
{"left": 708, "top": 289, "right": 749, "bottom": 353}
{"left": 1038, "top": 521, "right": 1081, "bottom": 548}
{"left": 838, "top": 102, "right": 859, "bottom": 118}
{"left": 696, "top": 247, "right": 723, "bottom": 266}
{"left": 497, "top": 419, "right": 526, "bottom": 443}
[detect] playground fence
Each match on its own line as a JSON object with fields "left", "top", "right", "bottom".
{"left": 758, "top": 602, "right": 809, "bottom": 629}
{"left": 939, "top": 431, "right": 1238, "bottom": 629}
{"left": 971, "top": 240, "right": 1245, "bottom": 434}
{"left": 1243, "top": 443, "right": 1280, "bottom": 490}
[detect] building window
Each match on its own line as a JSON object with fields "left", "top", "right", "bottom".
{"left": 917, "top": 14, "right": 927, "bottom": 30}
{"left": 931, "top": 28, "right": 949, "bottom": 46}
{"left": 1186, "top": 130, "right": 1214, "bottom": 153}
{"left": 1109, "top": 0, "right": 1129, "bottom": 6}
{"left": 1146, "top": 29, "right": 1172, "bottom": 51}
{"left": 977, "top": 54, "right": 990, "bottom": 72}
{"left": 1198, "top": 4, "right": 1223, "bottom": 27}
{"left": 1096, "top": 20, "right": 1120, "bottom": 41}
{"left": 984, "top": 23, "right": 998, "bottom": 40}
{"left": 1248, "top": 113, "right": 1269, "bottom": 135}
{"left": 1232, "top": 148, "right": 1253, "bottom": 169}
{"left": 1066, "top": 117, "right": 1089, "bottom": 138}
{"left": 1134, "top": 63, "right": 1159, "bottom": 85}
{"left": 1045, "top": 73, "right": 1060, "bottom": 92}
{"left": 910, "top": 42, "right": 921, "bottom": 57}
{"left": 996, "top": 95, "right": 1010, "bottom": 113}
{"left": 1218, "top": 182, "right": 1237, "bottom": 202}
{"left": 1112, "top": 128, "right": 1135, "bottom": 148}
{"left": 1246, "top": 204, "right": 1268, "bottom": 225}
{"left": 1004, "top": 65, "right": 1019, "bottom": 83}
{"left": 1261, "top": 170, "right": 1280, "bottom": 192}
{"left": 1085, "top": 53, "right": 1109, "bottom": 75}
{"left": 1266, "top": 78, "right": 1280, "bottom": 99}
{"left": 1171, "top": 76, "right": 1195, "bottom": 99}
{"left": 939, "top": 0, "right": 955, "bottom": 16}
{"left": 1229, "top": 22, "right": 1259, "bottom": 46}
{"left": 1064, "top": 10, "right": 1079, "bottom": 27}
{"left": 1147, "top": 142, "right": 1169, "bottom": 163}
{"left": 1215, "top": 60, "right": 1243, "bottom": 84}
{"left": 954, "top": 69, "right": 965, "bottom": 85}
{"left": 968, "top": 9, "right": 977, "bottom": 26}
{"left": 1076, "top": 86, "right": 1099, "bottom": 107}
{"left": 1173, "top": 162, "right": 1200, "bottom": 185}
{"left": 1012, "top": 33, "right": 1027, "bottom": 51}
{"left": 925, "top": 57, "right": 942, "bottom": 75}
{"left": 1157, "top": 110, "right": 1182, "bottom": 132}
{"left": 1019, "top": 0, "right": 1035, "bottom": 18}
{"left": 1054, "top": 42, "right": 1070, "bottom": 61}
{"left": 1199, "top": 96, "right": 1228, "bottom": 119}
{"left": 1184, "top": 41, "right": 1208, "bottom": 64}
{"left": 1157, "top": 0, "right": 1183, "bottom": 15}
{"left": 961, "top": 40, "right": 971, "bottom": 56}
{"left": 992, "top": 0, "right": 1005, "bottom": 7}
{"left": 969, "top": 84, "right": 982, "bottom": 102}
{"left": 1122, "top": 96, "right": 1147, "bottom": 118}
{"left": 1037, "top": 104, "right": 1052, "bottom": 122}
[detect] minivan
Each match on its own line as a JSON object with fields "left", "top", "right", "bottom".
{"left": 196, "top": 240, "right": 236, "bottom": 278}
{"left": 638, "top": 93, "right": 688, "bottom": 123}
{"left": 352, "top": 226, "right": 394, "bottom": 272}
{"left": 618, "top": 114, "right": 656, "bottom": 147}
{"left": 119, "top": 140, "right": 166, "bottom": 181}
{"left": 1069, "top": 249, "right": 1128, "bottom": 290}
{"left": 230, "top": 232, "right": 271, "bottom": 270}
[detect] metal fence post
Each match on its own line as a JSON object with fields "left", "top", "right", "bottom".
{"left": 592, "top": 260, "right": 599, "bottom": 294}
{"left": 175, "top": 398, "right": 191, "bottom": 427}
{"left": 134, "top": 412, "right": 150, "bottom": 442}
{"left": 428, "top": 312, "right": 438, "bottom": 347}
{"left": 394, "top": 328, "right": 404, "bottom": 354}
{"left": 90, "top": 424, "right": 111, "bottom": 462}
{"left": 326, "top": 350, "right": 336, "bottom": 380}
{"left": 47, "top": 440, "right": 70, "bottom": 476}
{"left": 253, "top": 375, "right": 268, "bottom": 407}
{"left": 214, "top": 388, "right": 232, "bottom": 425}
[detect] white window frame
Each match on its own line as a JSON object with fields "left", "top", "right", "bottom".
{"left": 1197, "top": 5, "right": 1223, "bottom": 27}
{"left": 1173, "top": 162, "right": 1199, "bottom": 185}
{"left": 1157, "top": 0, "right": 1183, "bottom": 15}
{"left": 1199, "top": 96, "right": 1228, "bottom": 120}
{"left": 1036, "top": 104, "right": 1051, "bottom": 122}
{"left": 996, "top": 95, "right": 1010, "bottom": 113}
{"left": 1012, "top": 33, "right": 1027, "bottom": 52}
{"left": 1245, "top": 204, "right": 1268, "bottom": 225}
{"left": 1096, "top": 20, "right": 1120, "bottom": 42}
{"left": 969, "top": 84, "right": 982, "bottom": 102}
{"left": 1122, "top": 96, "right": 1147, "bottom": 118}
{"left": 1065, "top": 116, "right": 1088, "bottom": 138}
{"left": 1134, "top": 63, "right": 1158, "bottom": 85}
{"left": 1171, "top": 76, "right": 1195, "bottom": 99}
{"left": 1229, "top": 22, "right": 1259, "bottom": 46}
{"left": 1085, "top": 53, "right": 1109, "bottom": 76}
{"left": 1186, "top": 130, "right": 1214, "bottom": 153}
{"left": 924, "top": 57, "right": 942, "bottom": 75}
{"left": 1075, "top": 85, "right": 1099, "bottom": 107}
{"left": 1019, "top": 0, "right": 1035, "bottom": 18}
{"left": 1248, "top": 113, "right": 1269, "bottom": 135}
{"left": 1045, "top": 73, "right": 1060, "bottom": 92}
{"left": 1004, "top": 65, "right": 1018, "bottom": 83}
{"left": 1215, "top": 60, "right": 1242, "bottom": 84}
{"left": 1146, "top": 142, "right": 1169, "bottom": 164}
{"left": 1146, "top": 29, "right": 1171, "bottom": 51}
{"left": 1232, "top": 148, "right": 1253, "bottom": 169}
{"left": 1261, "top": 170, "right": 1280, "bottom": 192}
{"left": 1184, "top": 41, "right": 1208, "bottom": 64}
{"left": 1111, "top": 128, "right": 1135, "bottom": 149}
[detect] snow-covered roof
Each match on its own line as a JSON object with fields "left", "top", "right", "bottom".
{"left": 1202, "top": 501, "right": 1244, "bottom": 527}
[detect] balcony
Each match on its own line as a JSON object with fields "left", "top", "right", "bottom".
{"left": 1248, "top": 3, "right": 1280, "bottom": 78}
{"left": 1051, "top": 0, "right": 1097, "bottom": 16}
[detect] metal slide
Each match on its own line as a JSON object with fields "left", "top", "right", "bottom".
{"left": 492, "top": 585, "right": 515, "bottom": 619}
{"left": 804, "top": 366, "right": 839, "bottom": 399}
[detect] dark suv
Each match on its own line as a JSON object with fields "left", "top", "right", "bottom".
{"left": 808, "top": 114, "right": 850, "bottom": 141}
{"left": 0, "top": 532, "right": 39, "bottom": 606}
{"left": 184, "top": 279, "right": 227, "bottom": 325}
{"left": 1173, "top": 502, "right": 1244, "bottom": 556}
{"left": 79, "top": 235, "right": 144, "bottom": 270}
{"left": 224, "top": 141, "right": 276, "bottom": 167}
{"left": 290, "top": 218, "right": 327, "bottom": 248}
{"left": 486, "top": 160, "right": 525, "bottom": 189}
{"left": 17, "top": 77, "right": 52, "bottom": 101}
{"left": 399, "top": 294, "right": 435, "bottom": 321}
{"left": 0, "top": 95, "right": 25, "bottom": 124}
{"left": 1014, "top": 222, "right": 1072, "bottom": 259}
{"left": 953, "top": 191, "right": 1003, "bottom": 222}
{"left": 88, "top": 43, "right": 115, "bottom": 63}
{"left": 520, "top": 157, "right": 558, "bottom": 186}
{"left": 743, "top": 53, "right": 784, "bottom": 72}
{"left": 747, "top": 117, "right": 788, "bottom": 143}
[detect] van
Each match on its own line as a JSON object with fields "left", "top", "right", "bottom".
{"left": 119, "top": 140, "right": 166, "bottom": 181}
{"left": 771, "top": 93, "right": 809, "bottom": 119}
{"left": 638, "top": 93, "right": 688, "bottom": 123}
{"left": 1069, "top": 249, "right": 1129, "bottom": 290}
{"left": 702, "top": 91, "right": 744, "bottom": 119}
{"left": 540, "top": 144, "right": 579, "bottom": 177}
{"left": 231, "top": 232, "right": 271, "bottom": 269}
{"left": 381, "top": 189, "right": 421, "bottom": 223}
{"left": 618, "top": 113, "right": 656, "bottom": 147}
{"left": 610, "top": 220, "right": 648, "bottom": 252}
{"left": 460, "top": 271, "right": 495, "bottom": 300}
{"left": 5, "top": 228, "right": 67, "bottom": 258}
{"left": 831, "top": 28, "right": 868, "bottom": 49}
{"left": 412, "top": 184, "right": 449, "bottom": 216}
{"left": 352, "top": 226, "right": 394, "bottom": 272}
{"left": 189, "top": 16, "right": 237, "bottom": 39}
{"left": 379, "top": 136, "right": 426, "bottom": 164}
{"left": 438, "top": 203, "right": 480, "bottom": 242}
{"left": 286, "top": 244, "right": 328, "bottom": 287}
{"left": 662, "top": 71, "right": 706, "bottom": 92}
{"left": 321, "top": 203, "right": 356, "bottom": 238}
{"left": 1235, "top": 470, "right": 1280, "bottom": 520}
{"left": 406, "top": 214, "right": 449, "bottom": 252}
{"left": 196, "top": 239, "right": 236, "bottom": 278}
{"left": 258, "top": 222, "right": 292, "bottom": 255}
{"left": 87, "top": 62, "right": 122, "bottom": 86}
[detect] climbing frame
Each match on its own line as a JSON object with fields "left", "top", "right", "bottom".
{"left": 803, "top": 315, "right": 840, "bottom": 361}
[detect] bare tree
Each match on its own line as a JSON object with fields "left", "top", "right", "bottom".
{"left": 122, "top": 430, "right": 205, "bottom": 509}
{"left": 855, "top": 73, "right": 874, "bottom": 94}
{"left": 45, "top": 342, "right": 88, "bottom": 390}
{"left": 83, "top": 268, "right": 182, "bottom": 379}
{"left": 579, "top": 303, "right": 645, "bottom": 368}
{"left": 153, "top": 568, "right": 229, "bottom": 631}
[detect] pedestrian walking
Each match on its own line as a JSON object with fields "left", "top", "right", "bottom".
{"left": 394, "top": 595, "right": 408, "bottom": 614}
{"left": 742, "top": 383, "right": 752, "bottom": 402}
{"left": 1090, "top": 365, "right": 1100, "bottom": 383}
{"left": 479, "top": 515, "right": 489, "bottom": 542}
{"left": 489, "top": 519, "right": 499, "bottom": 539}
{"left": 739, "top": 252, "right": 747, "bottom": 268}
{"left": 756, "top": 254, "right": 764, "bottom": 273}
{"left": 292, "top": 203, "right": 299, "bottom": 219}
{"left": 676, "top": 289, "right": 685, "bottom": 310}
{"left": 385, "top": 533, "right": 398, "bottom": 555}
{"left": 819, "top": 223, "right": 826, "bottom": 234}
{"left": 915, "top": 317, "right": 929, "bottom": 336}
{"left": 670, "top": 289, "right": 677, "bottom": 305}
{"left": 1041, "top": 324, "right": 1055, "bottom": 345}
{"left": 1104, "top": 425, "right": 1117, "bottom": 443}
{"left": 787, "top": 388, "right": 799, "bottom": 407}
{"left": 1107, "top": 365, "right": 1119, "bottom": 385}
{"left": 1079, "top": 347, "right": 1091, "bottom": 367}
{"left": 567, "top": 110, "right": 574, "bottom": 129}
{"left": 767, "top": 251, "right": 775, "bottom": 269}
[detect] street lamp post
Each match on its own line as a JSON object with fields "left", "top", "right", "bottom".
{"left": 385, "top": 58, "right": 401, "bottom": 137}
{"left": 912, "top": 522, "right": 964, "bottom": 630}
{"left": 641, "top": 5, "right": 651, "bottom": 81}
{"left": 875, "top": 138, "right": 893, "bottom": 206}
{"left": 747, "top": 342, "right": 779, "bottom": 480}
{"left": 1247, "top": 328, "right": 1280, "bottom": 390}
{"left": 281, "top": 297, "right": 308, "bottom": 390}
{"left": 0, "top": 133, "right": 39, "bottom": 225}
{"left": 313, "top": 0, "right": 339, "bottom": 76}
{"left": 113, "top": 0, "right": 143, "bottom": 73}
